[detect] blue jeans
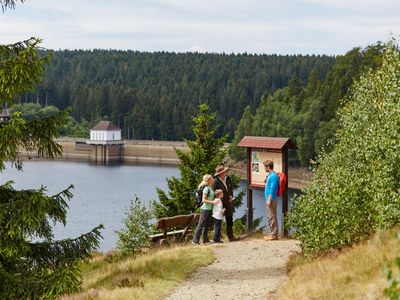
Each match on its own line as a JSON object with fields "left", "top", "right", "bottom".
{"left": 193, "top": 209, "right": 212, "bottom": 243}
{"left": 213, "top": 218, "right": 222, "bottom": 242}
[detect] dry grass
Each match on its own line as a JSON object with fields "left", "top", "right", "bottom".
{"left": 62, "top": 245, "right": 214, "bottom": 300}
{"left": 275, "top": 229, "right": 400, "bottom": 300}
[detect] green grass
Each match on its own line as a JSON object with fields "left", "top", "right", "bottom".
{"left": 63, "top": 246, "right": 214, "bottom": 300}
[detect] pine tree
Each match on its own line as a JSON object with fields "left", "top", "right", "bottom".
{"left": 229, "top": 106, "right": 253, "bottom": 160}
{"left": 0, "top": 2, "right": 103, "bottom": 298}
{"left": 153, "top": 103, "right": 229, "bottom": 217}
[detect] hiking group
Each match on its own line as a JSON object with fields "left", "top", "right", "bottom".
{"left": 192, "top": 160, "right": 281, "bottom": 245}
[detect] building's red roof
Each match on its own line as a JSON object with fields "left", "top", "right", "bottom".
{"left": 91, "top": 121, "right": 120, "bottom": 131}
{"left": 237, "top": 136, "right": 297, "bottom": 150}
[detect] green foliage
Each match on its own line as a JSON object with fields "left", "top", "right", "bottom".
{"left": 1, "top": 9, "right": 103, "bottom": 298}
{"left": 234, "top": 211, "right": 264, "bottom": 234}
{"left": 0, "top": 109, "right": 67, "bottom": 171}
{"left": 153, "top": 103, "right": 228, "bottom": 217}
{"left": 287, "top": 42, "right": 400, "bottom": 256}
{"left": 10, "top": 103, "right": 59, "bottom": 120}
{"left": 22, "top": 49, "right": 334, "bottom": 140}
{"left": 0, "top": 38, "right": 48, "bottom": 102}
{"left": 116, "top": 197, "right": 154, "bottom": 256}
{"left": 384, "top": 232, "right": 400, "bottom": 299}
{"left": 230, "top": 44, "right": 384, "bottom": 165}
{"left": 229, "top": 105, "right": 253, "bottom": 160}
{"left": 9, "top": 103, "right": 90, "bottom": 138}
{"left": 232, "top": 219, "right": 246, "bottom": 235}
{"left": 0, "top": 182, "right": 104, "bottom": 299}
{"left": 60, "top": 116, "right": 90, "bottom": 138}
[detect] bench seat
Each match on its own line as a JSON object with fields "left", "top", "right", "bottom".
{"left": 150, "top": 213, "right": 199, "bottom": 244}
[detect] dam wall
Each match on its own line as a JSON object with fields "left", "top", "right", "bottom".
{"left": 19, "top": 139, "right": 189, "bottom": 165}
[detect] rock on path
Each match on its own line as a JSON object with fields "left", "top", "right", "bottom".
{"left": 166, "top": 238, "right": 300, "bottom": 300}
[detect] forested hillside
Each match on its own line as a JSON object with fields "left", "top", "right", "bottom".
{"left": 18, "top": 50, "right": 334, "bottom": 140}
{"left": 15, "top": 45, "right": 385, "bottom": 165}
{"left": 230, "top": 44, "right": 383, "bottom": 165}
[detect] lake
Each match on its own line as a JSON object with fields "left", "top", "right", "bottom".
{"left": 1, "top": 161, "right": 296, "bottom": 251}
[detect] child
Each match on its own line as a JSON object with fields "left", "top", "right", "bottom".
{"left": 212, "top": 189, "right": 225, "bottom": 243}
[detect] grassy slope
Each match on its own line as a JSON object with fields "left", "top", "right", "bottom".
{"left": 64, "top": 246, "right": 214, "bottom": 300}
{"left": 275, "top": 230, "right": 400, "bottom": 300}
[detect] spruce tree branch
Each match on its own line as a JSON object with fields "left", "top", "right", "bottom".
{"left": 0, "top": 37, "right": 41, "bottom": 54}
{"left": 27, "top": 225, "right": 104, "bottom": 269}
{"left": 0, "top": 261, "right": 82, "bottom": 299}
{"left": 0, "top": 109, "right": 69, "bottom": 170}
{"left": 0, "top": 0, "right": 24, "bottom": 11}
{"left": 0, "top": 183, "right": 73, "bottom": 239}
{"left": 0, "top": 37, "right": 49, "bottom": 104}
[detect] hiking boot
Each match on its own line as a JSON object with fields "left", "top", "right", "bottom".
{"left": 191, "top": 241, "right": 200, "bottom": 245}
{"left": 228, "top": 237, "right": 239, "bottom": 242}
{"left": 263, "top": 235, "right": 278, "bottom": 241}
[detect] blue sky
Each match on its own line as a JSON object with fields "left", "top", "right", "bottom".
{"left": 1, "top": 0, "right": 399, "bottom": 55}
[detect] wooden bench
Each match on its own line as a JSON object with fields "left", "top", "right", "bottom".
{"left": 150, "top": 213, "right": 200, "bottom": 245}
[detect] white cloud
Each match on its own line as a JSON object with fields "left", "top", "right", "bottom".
{"left": 297, "top": 0, "right": 400, "bottom": 9}
{"left": 1, "top": 0, "right": 399, "bottom": 54}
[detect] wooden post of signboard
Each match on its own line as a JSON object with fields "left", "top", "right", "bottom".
{"left": 237, "top": 136, "right": 296, "bottom": 238}
{"left": 282, "top": 147, "right": 289, "bottom": 237}
{"left": 246, "top": 147, "right": 253, "bottom": 232}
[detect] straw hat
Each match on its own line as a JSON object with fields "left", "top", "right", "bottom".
{"left": 214, "top": 165, "right": 229, "bottom": 176}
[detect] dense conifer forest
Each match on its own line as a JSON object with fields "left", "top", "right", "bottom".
{"left": 20, "top": 50, "right": 334, "bottom": 138}
{"left": 16, "top": 44, "right": 383, "bottom": 165}
{"left": 230, "top": 44, "right": 383, "bottom": 165}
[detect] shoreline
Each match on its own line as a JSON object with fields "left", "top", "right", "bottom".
{"left": 19, "top": 138, "right": 313, "bottom": 190}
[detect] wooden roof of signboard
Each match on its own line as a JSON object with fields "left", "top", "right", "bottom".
{"left": 237, "top": 136, "right": 297, "bottom": 150}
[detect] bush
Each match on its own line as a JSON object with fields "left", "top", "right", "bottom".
{"left": 385, "top": 232, "right": 400, "bottom": 299}
{"left": 232, "top": 219, "right": 246, "bottom": 235}
{"left": 233, "top": 212, "right": 265, "bottom": 235}
{"left": 116, "top": 197, "right": 154, "bottom": 256}
{"left": 287, "top": 41, "right": 400, "bottom": 256}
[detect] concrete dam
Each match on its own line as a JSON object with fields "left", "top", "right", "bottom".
{"left": 19, "top": 139, "right": 189, "bottom": 165}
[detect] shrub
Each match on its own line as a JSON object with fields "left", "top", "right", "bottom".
{"left": 384, "top": 232, "right": 400, "bottom": 299}
{"left": 287, "top": 41, "right": 400, "bottom": 256}
{"left": 234, "top": 212, "right": 265, "bottom": 235}
{"left": 116, "top": 197, "right": 154, "bottom": 256}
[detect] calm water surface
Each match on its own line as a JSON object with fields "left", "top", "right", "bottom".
{"left": 2, "top": 161, "right": 295, "bottom": 251}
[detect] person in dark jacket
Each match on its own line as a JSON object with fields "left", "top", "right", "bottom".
{"left": 213, "top": 165, "right": 239, "bottom": 241}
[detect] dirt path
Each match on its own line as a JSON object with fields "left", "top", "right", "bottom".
{"left": 166, "top": 238, "right": 300, "bottom": 300}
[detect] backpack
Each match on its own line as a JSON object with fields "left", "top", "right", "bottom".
{"left": 277, "top": 172, "right": 287, "bottom": 197}
{"left": 194, "top": 185, "right": 210, "bottom": 208}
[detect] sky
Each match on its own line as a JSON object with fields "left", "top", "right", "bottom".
{"left": 1, "top": 0, "right": 400, "bottom": 55}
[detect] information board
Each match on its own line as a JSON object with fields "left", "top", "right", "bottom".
{"left": 250, "top": 149, "right": 282, "bottom": 187}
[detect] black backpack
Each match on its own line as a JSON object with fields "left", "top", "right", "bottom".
{"left": 194, "top": 185, "right": 210, "bottom": 208}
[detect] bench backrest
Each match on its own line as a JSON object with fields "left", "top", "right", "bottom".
{"left": 155, "top": 213, "right": 199, "bottom": 230}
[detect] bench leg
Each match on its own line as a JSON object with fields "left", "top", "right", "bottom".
{"left": 159, "top": 239, "right": 169, "bottom": 246}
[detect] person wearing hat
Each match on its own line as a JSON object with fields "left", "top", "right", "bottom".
{"left": 212, "top": 165, "right": 239, "bottom": 241}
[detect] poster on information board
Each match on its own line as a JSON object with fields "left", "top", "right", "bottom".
{"left": 250, "top": 149, "right": 282, "bottom": 187}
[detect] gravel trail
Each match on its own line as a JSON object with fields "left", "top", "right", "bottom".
{"left": 166, "top": 238, "right": 300, "bottom": 300}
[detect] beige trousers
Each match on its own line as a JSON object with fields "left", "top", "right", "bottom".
{"left": 267, "top": 200, "right": 278, "bottom": 238}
